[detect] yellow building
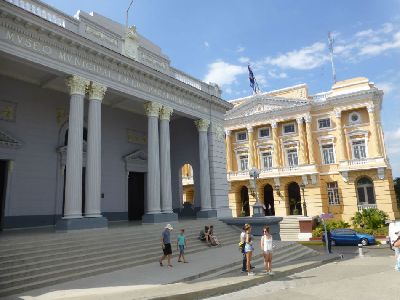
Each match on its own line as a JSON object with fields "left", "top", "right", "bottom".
{"left": 224, "top": 77, "right": 399, "bottom": 222}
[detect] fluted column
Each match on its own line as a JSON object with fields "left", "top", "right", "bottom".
{"left": 296, "top": 117, "right": 306, "bottom": 165}
{"left": 144, "top": 102, "right": 162, "bottom": 214}
{"left": 304, "top": 114, "right": 315, "bottom": 164}
{"left": 225, "top": 130, "right": 233, "bottom": 172}
{"left": 271, "top": 121, "right": 280, "bottom": 168}
{"left": 367, "top": 103, "right": 381, "bottom": 157}
{"left": 85, "top": 82, "right": 107, "bottom": 217}
{"left": 63, "top": 75, "right": 89, "bottom": 219}
{"left": 247, "top": 126, "right": 254, "bottom": 168}
{"left": 159, "top": 106, "right": 174, "bottom": 213}
{"left": 195, "top": 119, "right": 212, "bottom": 211}
{"left": 334, "top": 109, "right": 347, "bottom": 161}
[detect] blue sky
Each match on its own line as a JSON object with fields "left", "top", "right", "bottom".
{"left": 42, "top": 0, "right": 400, "bottom": 176}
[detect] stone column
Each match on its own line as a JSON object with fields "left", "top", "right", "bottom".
{"left": 247, "top": 126, "right": 254, "bottom": 168}
{"left": 367, "top": 103, "right": 382, "bottom": 157}
{"left": 159, "top": 106, "right": 177, "bottom": 221}
{"left": 143, "top": 102, "right": 162, "bottom": 222}
{"left": 225, "top": 130, "right": 233, "bottom": 172}
{"left": 271, "top": 121, "right": 280, "bottom": 168}
{"left": 334, "top": 109, "right": 347, "bottom": 161}
{"left": 85, "top": 82, "right": 107, "bottom": 218}
{"left": 296, "top": 117, "right": 306, "bottom": 165}
{"left": 304, "top": 114, "right": 315, "bottom": 164}
{"left": 195, "top": 119, "right": 216, "bottom": 218}
{"left": 63, "top": 75, "right": 89, "bottom": 220}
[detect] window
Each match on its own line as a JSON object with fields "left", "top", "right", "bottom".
{"left": 356, "top": 177, "right": 375, "bottom": 204}
{"left": 352, "top": 140, "right": 367, "bottom": 159}
{"left": 259, "top": 128, "right": 270, "bottom": 138}
{"left": 318, "top": 118, "right": 331, "bottom": 129}
{"left": 321, "top": 144, "right": 335, "bottom": 164}
{"left": 261, "top": 151, "right": 273, "bottom": 169}
{"left": 349, "top": 112, "right": 361, "bottom": 124}
{"left": 287, "top": 148, "right": 298, "bottom": 166}
{"left": 283, "top": 123, "right": 296, "bottom": 135}
{"left": 236, "top": 131, "right": 247, "bottom": 141}
{"left": 327, "top": 182, "right": 340, "bottom": 205}
{"left": 239, "top": 155, "right": 248, "bottom": 171}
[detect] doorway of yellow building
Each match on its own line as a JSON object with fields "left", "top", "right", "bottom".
{"left": 240, "top": 186, "right": 250, "bottom": 216}
{"left": 288, "top": 182, "right": 302, "bottom": 215}
{"left": 263, "top": 184, "right": 275, "bottom": 216}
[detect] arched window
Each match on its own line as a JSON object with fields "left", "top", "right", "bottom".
{"left": 356, "top": 177, "right": 375, "bottom": 204}
{"left": 64, "top": 128, "right": 88, "bottom": 146}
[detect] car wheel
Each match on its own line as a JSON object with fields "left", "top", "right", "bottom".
{"left": 361, "top": 238, "right": 368, "bottom": 246}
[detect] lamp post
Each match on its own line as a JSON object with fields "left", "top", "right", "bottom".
{"left": 249, "top": 168, "right": 264, "bottom": 217}
{"left": 299, "top": 183, "right": 308, "bottom": 217}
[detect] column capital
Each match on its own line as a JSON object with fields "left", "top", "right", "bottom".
{"left": 333, "top": 108, "right": 342, "bottom": 118}
{"left": 66, "top": 75, "right": 90, "bottom": 96}
{"left": 144, "top": 102, "right": 162, "bottom": 117}
{"left": 88, "top": 82, "right": 107, "bottom": 101}
{"left": 271, "top": 121, "right": 278, "bottom": 129}
{"left": 296, "top": 116, "right": 304, "bottom": 124}
{"left": 225, "top": 129, "right": 231, "bottom": 136}
{"left": 160, "top": 106, "right": 173, "bottom": 121}
{"left": 304, "top": 113, "right": 312, "bottom": 123}
{"left": 367, "top": 103, "right": 375, "bottom": 113}
{"left": 195, "top": 119, "right": 210, "bottom": 132}
{"left": 246, "top": 125, "right": 254, "bottom": 133}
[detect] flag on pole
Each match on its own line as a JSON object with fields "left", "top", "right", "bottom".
{"left": 248, "top": 64, "right": 260, "bottom": 94}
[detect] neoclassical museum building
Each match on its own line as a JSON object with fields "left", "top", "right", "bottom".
{"left": 224, "top": 78, "right": 399, "bottom": 222}
{"left": 0, "top": 0, "right": 232, "bottom": 229}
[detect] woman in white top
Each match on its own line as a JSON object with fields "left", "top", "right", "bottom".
{"left": 260, "top": 225, "right": 274, "bottom": 275}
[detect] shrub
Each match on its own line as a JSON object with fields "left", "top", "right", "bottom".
{"left": 312, "top": 219, "right": 350, "bottom": 237}
{"left": 352, "top": 208, "right": 388, "bottom": 230}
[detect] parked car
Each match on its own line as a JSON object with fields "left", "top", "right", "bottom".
{"left": 322, "top": 228, "right": 375, "bottom": 246}
{"left": 387, "top": 221, "right": 400, "bottom": 250}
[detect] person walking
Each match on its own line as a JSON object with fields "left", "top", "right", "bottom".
{"left": 261, "top": 225, "right": 274, "bottom": 275}
{"left": 159, "top": 224, "right": 173, "bottom": 267}
{"left": 244, "top": 224, "right": 255, "bottom": 276}
{"left": 177, "top": 228, "right": 188, "bottom": 263}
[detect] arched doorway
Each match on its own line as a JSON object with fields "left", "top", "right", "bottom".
{"left": 288, "top": 182, "right": 302, "bottom": 215}
{"left": 356, "top": 177, "right": 376, "bottom": 205}
{"left": 263, "top": 184, "right": 275, "bottom": 216}
{"left": 240, "top": 186, "right": 250, "bottom": 216}
{"left": 181, "top": 164, "right": 195, "bottom": 205}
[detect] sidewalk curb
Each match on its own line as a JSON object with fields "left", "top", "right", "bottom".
{"left": 152, "top": 255, "right": 341, "bottom": 300}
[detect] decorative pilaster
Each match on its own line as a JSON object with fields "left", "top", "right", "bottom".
{"left": 271, "top": 121, "right": 280, "bottom": 168}
{"left": 225, "top": 130, "right": 233, "bottom": 172}
{"left": 159, "top": 106, "right": 176, "bottom": 220}
{"left": 247, "top": 126, "right": 254, "bottom": 168}
{"left": 195, "top": 119, "right": 214, "bottom": 217}
{"left": 63, "top": 75, "right": 90, "bottom": 219}
{"left": 333, "top": 109, "right": 347, "bottom": 161}
{"left": 85, "top": 82, "right": 107, "bottom": 218}
{"left": 144, "top": 102, "right": 162, "bottom": 217}
{"left": 296, "top": 117, "right": 306, "bottom": 165}
{"left": 304, "top": 114, "right": 315, "bottom": 164}
{"left": 367, "top": 103, "right": 381, "bottom": 157}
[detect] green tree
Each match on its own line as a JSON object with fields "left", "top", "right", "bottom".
{"left": 352, "top": 208, "right": 388, "bottom": 230}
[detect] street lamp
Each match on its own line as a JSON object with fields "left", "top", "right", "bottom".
{"left": 299, "top": 183, "right": 308, "bottom": 217}
{"left": 249, "top": 168, "right": 264, "bottom": 217}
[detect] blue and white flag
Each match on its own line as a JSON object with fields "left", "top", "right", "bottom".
{"left": 248, "top": 64, "right": 259, "bottom": 94}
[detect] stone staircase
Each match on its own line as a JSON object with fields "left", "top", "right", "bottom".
{"left": 0, "top": 219, "right": 241, "bottom": 297}
{"left": 279, "top": 216, "right": 301, "bottom": 241}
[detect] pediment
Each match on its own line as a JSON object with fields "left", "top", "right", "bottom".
{"left": 226, "top": 96, "right": 309, "bottom": 120}
{"left": 0, "top": 129, "right": 22, "bottom": 149}
{"left": 124, "top": 149, "right": 147, "bottom": 162}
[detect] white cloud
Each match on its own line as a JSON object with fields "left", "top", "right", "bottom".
{"left": 238, "top": 56, "right": 250, "bottom": 63}
{"left": 387, "top": 128, "right": 400, "bottom": 140}
{"left": 264, "top": 42, "right": 329, "bottom": 70}
{"left": 204, "top": 41, "right": 210, "bottom": 48}
{"left": 268, "top": 70, "right": 288, "bottom": 79}
{"left": 386, "top": 128, "right": 400, "bottom": 157}
{"left": 359, "top": 32, "right": 400, "bottom": 55}
{"left": 203, "top": 60, "right": 247, "bottom": 86}
{"left": 376, "top": 81, "right": 395, "bottom": 95}
{"left": 236, "top": 46, "right": 245, "bottom": 53}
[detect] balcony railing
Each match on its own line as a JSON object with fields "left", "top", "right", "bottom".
{"left": 357, "top": 204, "right": 377, "bottom": 211}
{"left": 338, "top": 157, "right": 388, "bottom": 171}
{"left": 182, "top": 176, "right": 194, "bottom": 186}
{"left": 171, "top": 68, "right": 221, "bottom": 96}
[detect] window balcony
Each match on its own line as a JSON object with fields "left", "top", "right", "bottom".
{"left": 357, "top": 203, "right": 377, "bottom": 211}
{"left": 182, "top": 176, "right": 194, "bottom": 185}
{"left": 338, "top": 157, "right": 388, "bottom": 172}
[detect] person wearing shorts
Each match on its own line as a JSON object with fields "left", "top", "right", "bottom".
{"left": 261, "top": 225, "right": 274, "bottom": 275}
{"left": 177, "top": 228, "right": 188, "bottom": 263}
{"left": 159, "top": 224, "right": 173, "bottom": 267}
{"left": 244, "top": 224, "right": 255, "bottom": 276}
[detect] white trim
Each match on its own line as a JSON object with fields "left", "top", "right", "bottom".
{"left": 285, "top": 146, "right": 299, "bottom": 167}
{"left": 282, "top": 122, "right": 297, "bottom": 135}
{"left": 259, "top": 149, "right": 273, "bottom": 169}
{"left": 320, "top": 143, "right": 336, "bottom": 165}
{"left": 236, "top": 153, "right": 249, "bottom": 171}
{"left": 344, "top": 122, "right": 369, "bottom": 129}
{"left": 317, "top": 117, "right": 332, "bottom": 130}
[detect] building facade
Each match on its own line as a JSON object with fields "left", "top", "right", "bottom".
{"left": 224, "top": 78, "right": 399, "bottom": 222}
{"left": 0, "top": 0, "right": 232, "bottom": 230}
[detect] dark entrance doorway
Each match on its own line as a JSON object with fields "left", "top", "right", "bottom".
{"left": 128, "top": 172, "right": 145, "bottom": 220}
{"left": 240, "top": 186, "right": 250, "bottom": 217}
{"left": 263, "top": 184, "right": 275, "bottom": 216}
{"left": 62, "top": 167, "right": 86, "bottom": 217}
{"left": 0, "top": 160, "right": 8, "bottom": 230}
{"left": 288, "top": 182, "right": 302, "bottom": 215}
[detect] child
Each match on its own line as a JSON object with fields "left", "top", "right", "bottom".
{"left": 177, "top": 229, "right": 188, "bottom": 263}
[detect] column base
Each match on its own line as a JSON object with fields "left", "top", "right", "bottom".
{"left": 56, "top": 217, "right": 108, "bottom": 231}
{"left": 142, "top": 213, "right": 178, "bottom": 224}
{"left": 196, "top": 209, "right": 217, "bottom": 219}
